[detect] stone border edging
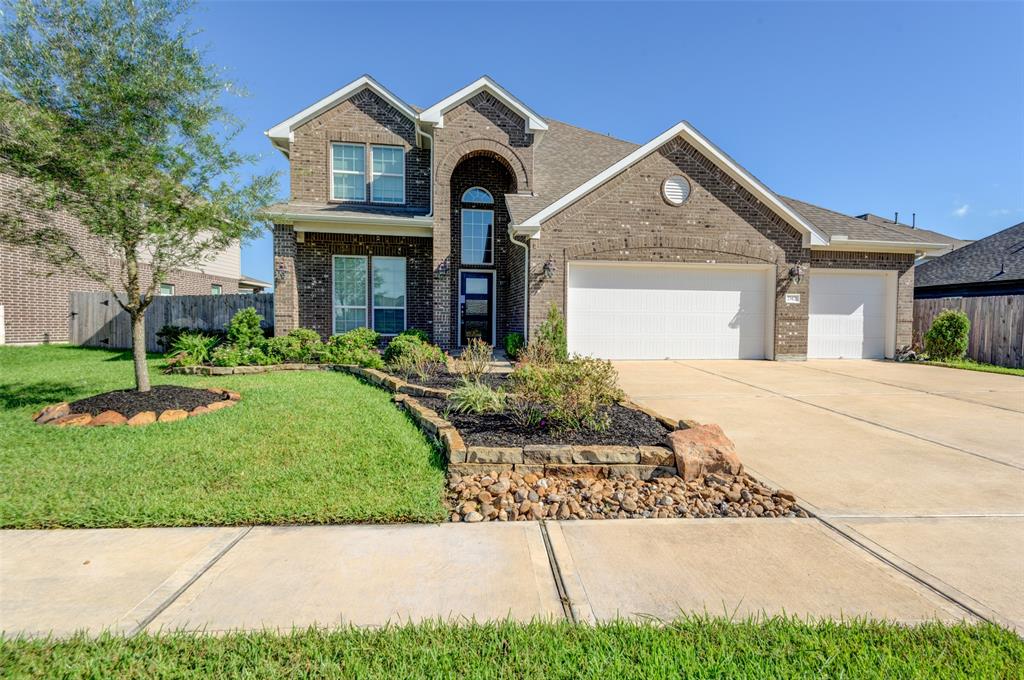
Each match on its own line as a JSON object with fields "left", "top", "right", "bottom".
{"left": 32, "top": 387, "right": 241, "bottom": 428}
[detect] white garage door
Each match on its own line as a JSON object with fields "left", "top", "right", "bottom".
{"left": 566, "top": 263, "right": 771, "bottom": 360}
{"left": 808, "top": 271, "right": 891, "bottom": 359}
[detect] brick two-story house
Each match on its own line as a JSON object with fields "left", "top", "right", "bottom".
{"left": 265, "top": 75, "right": 950, "bottom": 360}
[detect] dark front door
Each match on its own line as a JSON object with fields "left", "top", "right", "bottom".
{"left": 460, "top": 271, "right": 493, "bottom": 345}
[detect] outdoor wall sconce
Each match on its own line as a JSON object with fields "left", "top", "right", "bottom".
{"left": 275, "top": 264, "right": 289, "bottom": 281}
{"left": 543, "top": 257, "right": 557, "bottom": 280}
{"left": 787, "top": 263, "right": 807, "bottom": 285}
{"left": 434, "top": 256, "right": 451, "bottom": 279}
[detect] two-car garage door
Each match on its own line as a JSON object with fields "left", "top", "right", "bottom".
{"left": 566, "top": 262, "right": 894, "bottom": 360}
{"left": 566, "top": 263, "right": 773, "bottom": 360}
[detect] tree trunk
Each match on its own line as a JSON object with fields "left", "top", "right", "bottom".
{"left": 131, "top": 310, "right": 151, "bottom": 392}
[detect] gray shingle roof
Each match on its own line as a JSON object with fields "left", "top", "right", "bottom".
{"left": 780, "top": 197, "right": 951, "bottom": 245}
{"left": 263, "top": 202, "right": 429, "bottom": 220}
{"left": 916, "top": 222, "right": 1024, "bottom": 288}
{"left": 855, "top": 213, "right": 971, "bottom": 250}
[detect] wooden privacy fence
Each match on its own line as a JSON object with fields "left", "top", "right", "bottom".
{"left": 913, "top": 295, "right": 1024, "bottom": 368}
{"left": 70, "top": 292, "right": 274, "bottom": 353}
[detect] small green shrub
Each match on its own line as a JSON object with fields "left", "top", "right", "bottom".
{"left": 507, "top": 356, "right": 624, "bottom": 432}
{"left": 534, "top": 304, "right": 568, "bottom": 364}
{"left": 503, "top": 332, "right": 525, "bottom": 360}
{"left": 398, "top": 328, "right": 430, "bottom": 342}
{"left": 924, "top": 309, "right": 970, "bottom": 361}
{"left": 266, "top": 328, "right": 323, "bottom": 363}
{"left": 385, "top": 334, "right": 446, "bottom": 381}
{"left": 210, "top": 344, "right": 242, "bottom": 367}
{"left": 448, "top": 377, "right": 506, "bottom": 414}
{"left": 320, "top": 328, "right": 384, "bottom": 368}
{"left": 226, "top": 308, "right": 267, "bottom": 351}
{"left": 452, "top": 338, "right": 492, "bottom": 381}
{"left": 241, "top": 346, "right": 277, "bottom": 366}
{"left": 170, "top": 332, "right": 219, "bottom": 366}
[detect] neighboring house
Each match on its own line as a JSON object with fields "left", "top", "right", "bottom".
{"left": 238, "top": 276, "right": 273, "bottom": 294}
{"left": 854, "top": 213, "right": 971, "bottom": 264}
{"left": 264, "top": 75, "right": 952, "bottom": 361}
{"left": 0, "top": 173, "right": 244, "bottom": 345}
{"left": 916, "top": 222, "right": 1024, "bottom": 298}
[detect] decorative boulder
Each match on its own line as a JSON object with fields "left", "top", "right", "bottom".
{"left": 91, "top": 410, "right": 128, "bottom": 426}
{"left": 668, "top": 424, "right": 744, "bottom": 482}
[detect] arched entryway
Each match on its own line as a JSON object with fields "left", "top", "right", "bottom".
{"left": 448, "top": 152, "right": 519, "bottom": 347}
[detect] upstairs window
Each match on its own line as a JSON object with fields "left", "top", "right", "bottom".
{"left": 371, "top": 145, "right": 405, "bottom": 203}
{"left": 331, "top": 143, "right": 365, "bottom": 201}
{"left": 461, "top": 209, "right": 494, "bottom": 265}
{"left": 461, "top": 187, "right": 493, "bottom": 204}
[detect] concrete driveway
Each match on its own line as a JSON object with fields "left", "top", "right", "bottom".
{"left": 616, "top": 359, "right": 1024, "bottom": 631}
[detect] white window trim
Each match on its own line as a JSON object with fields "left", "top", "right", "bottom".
{"left": 332, "top": 254, "right": 368, "bottom": 334}
{"left": 159, "top": 283, "right": 175, "bottom": 296}
{"left": 371, "top": 256, "right": 407, "bottom": 336}
{"left": 461, "top": 186, "right": 493, "bottom": 204}
{"left": 460, "top": 208, "right": 494, "bottom": 265}
{"left": 330, "top": 142, "right": 366, "bottom": 202}
{"left": 457, "top": 269, "right": 496, "bottom": 347}
{"left": 211, "top": 284, "right": 223, "bottom": 295}
{"left": 371, "top": 145, "right": 405, "bottom": 204}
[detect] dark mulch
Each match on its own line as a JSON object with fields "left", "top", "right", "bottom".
{"left": 416, "top": 395, "right": 670, "bottom": 447}
{"left": 393, "top": 370, "right": 507, "bottom": 391}
{"left": 69, "top": 385, "right": 227, "bottom": 418}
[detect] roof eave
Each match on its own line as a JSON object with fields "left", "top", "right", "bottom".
{"left": 811, "top": 238, "right": 953, "bottom": 255}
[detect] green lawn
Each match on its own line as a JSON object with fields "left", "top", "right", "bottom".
{"left": 2, "top": 619, "right": 1020, "bottom": 679}
{"left": 0, "top": 345, "right": 446, "bottom": 528}
{"left": 918, "top": 358, "right": 1024, "bottom": 377}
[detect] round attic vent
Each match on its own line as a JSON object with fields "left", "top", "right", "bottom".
{"left": 662, "top": 175, "right": 691, "bottom": 206}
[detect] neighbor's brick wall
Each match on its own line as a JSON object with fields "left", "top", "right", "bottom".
{"left": 289, "top": 89, "right": 430, "bottom": 211}
{"left": 288, "top": 230, "right": 433, "bottom": 340}
{"left": 0, "top": 174, "right": 237, "bottom": 345}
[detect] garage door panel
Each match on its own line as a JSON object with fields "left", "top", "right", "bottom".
{"left": 567, "top": 263, "right": 769, "bottom": 360}
{"left": 808, "top": 272, "right": 890, "bottom": 359}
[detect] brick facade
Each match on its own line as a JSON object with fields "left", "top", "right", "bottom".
{"left": 286, "top": 230, "right": 433, "bottom": 340}
{"left": 1, "top": 174, "right": 237, "bottom": 345}
{"left": 273, "top": 84, "right": 917, "bottom": 360}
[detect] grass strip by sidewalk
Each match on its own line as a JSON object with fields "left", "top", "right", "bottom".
{"left": 2, "top": 618, "right": 1021, "bottom": 679}
{"left": 917, "top": 358, "right": 1024, "bottom": 377}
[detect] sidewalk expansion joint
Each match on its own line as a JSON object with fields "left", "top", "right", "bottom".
{"left": 539, "top": 521, "right": 577, "bottom": 623}
{"left": 127, "top": 525, "right": 252, "bottom": 637}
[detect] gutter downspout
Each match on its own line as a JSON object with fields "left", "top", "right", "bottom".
{"left": 416, "top": 126, "right": 434, "bottom": 218}
{"left": 508, "top": 226, "right": 530, "bottom": 342}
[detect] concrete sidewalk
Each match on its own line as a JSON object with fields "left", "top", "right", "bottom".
{"left": 0, "top": 519, "right": 978, "bottom": 638}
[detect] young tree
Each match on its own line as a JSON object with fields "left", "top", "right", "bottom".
{"left": 0, "top": 0, "right": 277, "bottom": 391}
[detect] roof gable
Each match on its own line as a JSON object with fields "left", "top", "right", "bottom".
{"left": 516, "top": 121, "right": 830, "bottom": 247}
{"left": 419, "top": 76, "right": 548, "bottom": 132}
{"left": 265, "top": 75, "right": 418, "bottom": 150}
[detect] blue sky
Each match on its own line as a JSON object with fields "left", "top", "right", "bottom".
{"left": 195, "top": 1, "right": 1024, "bottom": 285}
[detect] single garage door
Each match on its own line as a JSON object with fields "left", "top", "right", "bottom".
{"left": 566, "top": 262, "right": 771, "bottom": 360}
{"left": 808, "top": 270, "right": 891, "bottom": 359}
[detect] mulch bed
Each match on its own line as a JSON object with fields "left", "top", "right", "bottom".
{"left": 69, "top": 385, "right": 228, "bottom": 418}
{"left": 392, "top": 371, "right": 506, "bottom": 391}
{"left": 416, "top": 395, "right": 671, "bottom": 447}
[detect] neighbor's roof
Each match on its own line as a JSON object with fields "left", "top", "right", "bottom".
{"left": 916, "top": 222, "right": 1024, "bottom": 288}
{"left": 238, "top": 275, "right": 272, "bottom": 288}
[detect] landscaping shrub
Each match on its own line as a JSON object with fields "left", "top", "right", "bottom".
{"left": 503, "top": 332, "right": 525, "bottom": 360}
{"left": 226, "top": 307, "right": 267, "bottom": 351}
{"left": 241, "top": 346, "right": 277, "bottom": 366}
{"left": 210, "top": 344, "right": 242, "bottom": 367}
{"left": 319, "top": 328, "right": 384, "bottom": 368}
{"left": 158, "top": 325, "right": 226, "bottom": 353}
{"left": 448, "top": 377, "right": 506, "bottom": 414}
{"left": 398, "top": 328, "right": 430, "bottom": 343}
{"left": 384, "top": 334, "right": 446, "bottom": 381}
{"left": 924, "top": 309, "right": 971, "bottom": 361}
{"left": 507, "top": 356, "right": 624, "bottom": 432}
{"left": 266, "top": 328, "right": 323, "bottom": 363}
{"left": 170, "top": 331, "right": 219, "bottom": 366}
{"left": 452, "top": 338, "right": 492, "bottom": 381}
{"left": 534, "top": 303, "right": 568, "bottom": 363}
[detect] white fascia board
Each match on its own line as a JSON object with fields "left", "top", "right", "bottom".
{"left": 810, "top": 237, "right": 953, "bottom": 255}
{"left": 264, "top": 75, "right": 418, "bottom": 144}
{"left": 418, "top": 76, "right": 548, "bottom": 132}
{"left": 519, "top": 121, "right": 830, "bottom": 247}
